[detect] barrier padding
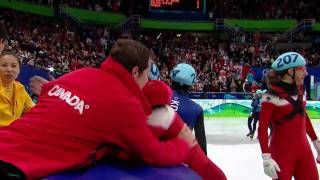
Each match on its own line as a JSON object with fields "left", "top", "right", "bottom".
{"left": 44, "top": 163, "right": 201, "bottom": 180}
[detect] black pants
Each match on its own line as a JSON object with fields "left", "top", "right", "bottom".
{"left": 0, "top": 161, "right": 26, "bottom": 180}
{"left": 247, "top": 111, "right": 259, "bottom": 135}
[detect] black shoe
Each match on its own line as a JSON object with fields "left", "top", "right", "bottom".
{"left": 249, "top": 134, "right": 254, "bottom": 139}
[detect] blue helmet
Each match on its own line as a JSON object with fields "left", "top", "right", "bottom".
{"left": 271, "top": 52, "right": 306, "bottom": 71}
{"left": 170, "top": 63, "right": 197, "bottom": 86}
{"left": 255, "top": 90, "right": 263, "bottom": 95}
{"left": 148, "top": 63, "right": 161, "bottom": 80}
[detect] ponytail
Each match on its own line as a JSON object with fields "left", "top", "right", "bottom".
{"left": 266, "top": 70, "right": 286, "bottom": 89}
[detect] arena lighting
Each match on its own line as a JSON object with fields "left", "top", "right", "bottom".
{"left": 48, "top": 67, "right": 55, "bottom": 72}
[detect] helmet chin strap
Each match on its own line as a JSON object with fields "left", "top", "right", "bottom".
{"left": 292, "top": 68, "right": 296, "bottom": 86}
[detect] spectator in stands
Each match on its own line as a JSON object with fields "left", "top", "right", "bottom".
{"left": 246, "top": 70, "right": 255, "bottom": 85}
{"left": 24, "top": 0, "right": 123, "bottom": 13}
{"left": 3, "top": 10, "right": 320, "bottom": 93}
{"left": 0, "top": 51, "right": 34, "bottom": 126}
{"left": 0, "top": 18, "right": 7, "bottom": 55}
{"left": 170, "top": 63, "right": 207, "bottom": 154}
{"left": 0, "top": 38, "right": 4, "bottom": 56}
{"left": 242, "top": 79, "right": 251, "bottom": 94}
{"left": 206, "top": 0, "right": 320, "bottom": 20}
{"left": 0, "top": 39, "right": 195, "bottom": 179}
{"left": 250, "top": 81, "right": 260, "bottom": 93}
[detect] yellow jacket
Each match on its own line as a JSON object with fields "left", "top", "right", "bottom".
{"left": 0, "top": 81, "right": 34, "bottom": 126}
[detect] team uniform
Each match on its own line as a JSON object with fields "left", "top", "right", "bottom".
{"left": 170, "top": 90, "right": 207, "bottom": 154}
{"left": 0, "top": 57, "right": 190, "bottom": 179}
{"left": 247, "top": 91, "right": 261, "bottom": 138}
{"left": 169, "top": 63, "right": 207, "bottom": 154}
{"left": 258, "top": 52, "right": 319, "bottom": 180}
{"left": 259, "top": 82, "right": 318, "bottom": 179}
{"left": 143, "top": 80, "right": 226, "bottom": 180}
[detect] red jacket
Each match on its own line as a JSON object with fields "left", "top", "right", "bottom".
{"left": 258, "top": 85, "right": 317, "bottom": 154}
{"left": 0, "top": 57, "right": 189, "bottom": 179}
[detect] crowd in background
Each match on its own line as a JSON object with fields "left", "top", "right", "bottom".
{"left": 207, "top": 0, "right": 320, "bottom": 20}
{"left": 23, "top": 0, "right": 122, "bottom": 12}
{"left": 2, "top": 10, "right": 320, "bottom": 93}
{"left": 140, "top": 31, "right": 320, "bottom": 92}
{"left": 2, "top": 10, "right": 112, "bottom": 74}
{"left": 22, "top": 0, "right": 320, "bottom": 20}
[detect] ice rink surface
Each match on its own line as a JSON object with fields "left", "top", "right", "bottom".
{"left": 205, "top": 117, "right": 320, "bottom": 180}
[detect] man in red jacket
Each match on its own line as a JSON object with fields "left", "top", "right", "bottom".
{"left": 0, "top": 39, "right": 195, "bottom": 180}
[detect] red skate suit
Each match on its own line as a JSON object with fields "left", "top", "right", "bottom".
{"left": 258, "top": 83, "right": 319, "bottom": 180}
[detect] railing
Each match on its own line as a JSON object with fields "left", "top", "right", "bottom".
{"left": 59, "top": 6, "right": 82, "bottom": 27}
{"left": 189, "top": 92, "right": 252, "bottom": 100}
{"left": 120, "top": 15, "right": 141, "bottom": 33}
{"left": 282, "top": 18, "right": 315, "bottom": 42}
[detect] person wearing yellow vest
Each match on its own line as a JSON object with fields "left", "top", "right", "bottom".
{"left": 0, "top": 51, "right": 34, "bottom": 126}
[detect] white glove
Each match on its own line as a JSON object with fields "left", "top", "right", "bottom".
{"left": 312, "top": 140, "right": 320, "bottom": 163}
{"left": 262, "top": 153, "right": 281, "bottom": 179}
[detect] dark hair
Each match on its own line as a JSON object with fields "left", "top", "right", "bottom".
{"left": 110, "top": 39, "right": 150, "bottom": 73}
{"left": 0, "top": 50, "right": 21, "bottom": 68}
{"left": 171, "top": 81, "right": 192, "bottom": 93}
{"left": 266, "top": 69, "right": 287, "bottom": 89}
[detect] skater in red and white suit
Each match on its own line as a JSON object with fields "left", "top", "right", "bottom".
{"left": 258, "top": 52, "right": 320, "bottom": 180}
{"left": 143, "top": 80, "right": 227, "bottom": 180}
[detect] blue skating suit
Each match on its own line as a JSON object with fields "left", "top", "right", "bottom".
{"left": 170, "top": 90, "right": 207, "bottom": 154}
{"left": 247, "top": 96, "right": 261, "bottom": 137}
{"left": 251, "top": 97, "right": 261, "bottom": 113}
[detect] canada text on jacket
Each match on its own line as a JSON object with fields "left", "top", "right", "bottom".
{"left": 48, "top": 85, "right": 89, "bottom": 115}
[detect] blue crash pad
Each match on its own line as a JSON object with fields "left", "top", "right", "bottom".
{"left": 44, "top": 163, "right": 201, "bottom": 180}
